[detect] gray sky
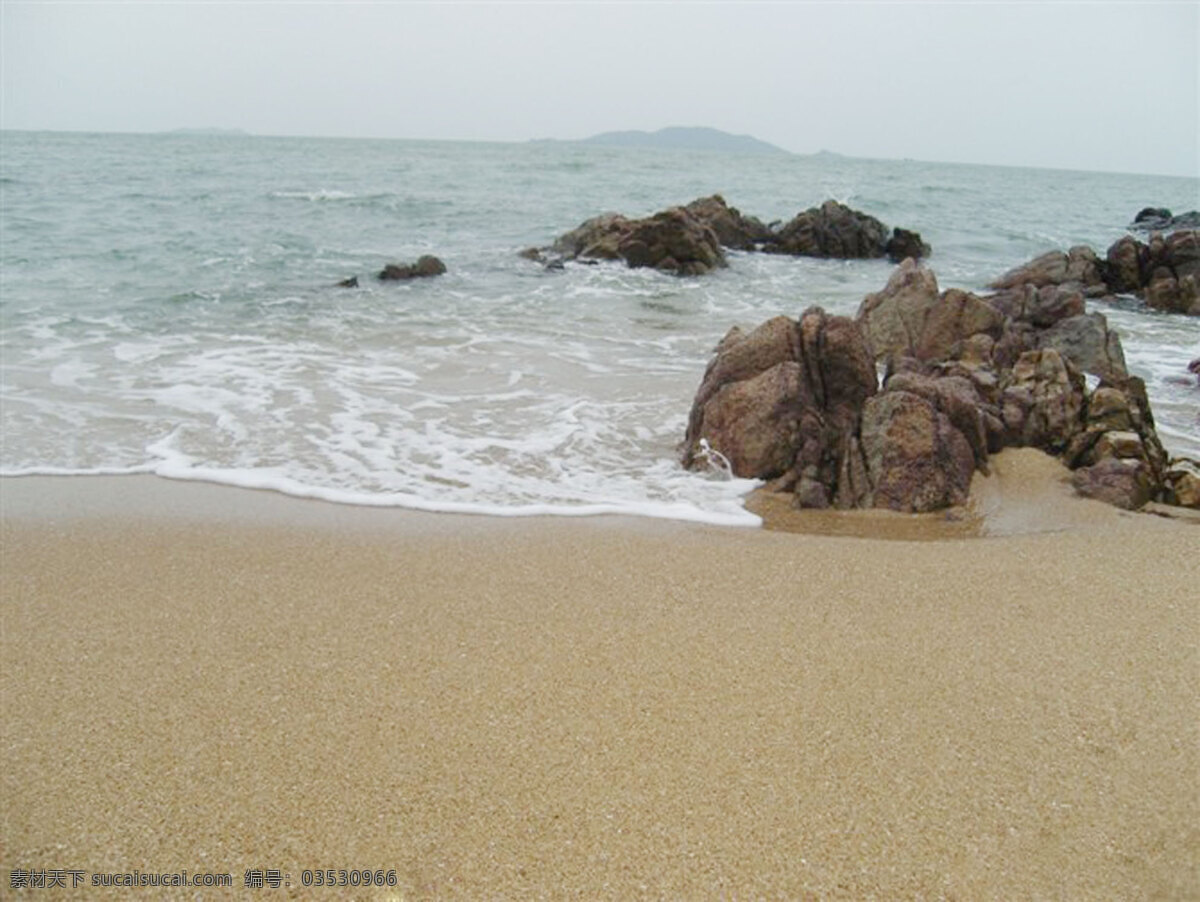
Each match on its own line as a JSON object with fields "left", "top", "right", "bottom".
{"left": 2, "top": 1, "right": 1197, "bottom": 177}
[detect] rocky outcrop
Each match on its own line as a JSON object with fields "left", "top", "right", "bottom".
{"left": 860, "top": 260, "right": 1127, "bottom": 381}
{"left": 856, "top": 258, "right": 940, "bottom": 359}
{"left": 683, "top": 195, "right": 772, "bottom": 251}
{"left": 682, "top": 262, "right": 1182, "bottom": 515}
{"left": 989, "top": 246, "right": 1107, "bottom": 296}
{"left": 551, "top": 213, "right": 631, "bottom": 261}
{"left": 546, "top": 207, "right": 727, "bottom": 275}
{"left": 999, "top": 231, "right": 1200, "bottom": 315}
{"left": 762, "top": 200, "right": 891, "bottom": 260}
{"left": 857, "top": 260, "right": 1005, "bottom": 365}
{"left": 379, "top": 255, "right": 447, "bottom": 280}
{"left": 999, "top": 349, "right": 1085, "bottom": 452}
{"left": 853, "top": 390, "right": 977, "bottom": 512}
{"left": 1035, "top": 313, "right": 1128, "bottom": 382}
{"left": 682, "top": 307, "right": 989, "bottom": 513}
{"left": 682, "top": 309, "right": 877, "bottom": 508}
{"left": 534, "top": 196, "right": 930, "bottom": 270}
{"left": 619, "top": 208, "right": 728, "bottom": 275}
{"left": 1141, "top": 230, "right": 1200, "bottom": 314}
{"left": 1102, "top": 231, "right": 1199, "bottom": 313}
{"left": 1066, "top": 375, "right": 1169, "bottom": 510}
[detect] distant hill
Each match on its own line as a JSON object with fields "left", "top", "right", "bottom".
{"left": 575, "top": 126, "right": 789, "bottom": 155}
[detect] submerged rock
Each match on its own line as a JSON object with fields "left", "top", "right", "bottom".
{"left": 378, "top": 255, "right": 447, "bottom": 280}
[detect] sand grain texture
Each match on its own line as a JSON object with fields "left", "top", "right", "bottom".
{"left": 2, "top": 469, "right": 1197, "bottom": 898}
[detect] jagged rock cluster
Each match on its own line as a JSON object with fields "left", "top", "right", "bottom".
{"left": 525, "top": 195, "right": 929, "bottom": 276}
{"left": 543, "top": 208, "right": 728, "bottom": 276}
{"left": 1103, "top": 231, "right": 1199, "bottom": 315}
{"left": 990, "top": 233, "right": 1199, "bottom": 316}
{"left": 681, "top": 260, "right": 1199, "bottom": 514}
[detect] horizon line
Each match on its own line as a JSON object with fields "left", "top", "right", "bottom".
{"left": 1, "top": 125, "right": 1195, "bottom": 181}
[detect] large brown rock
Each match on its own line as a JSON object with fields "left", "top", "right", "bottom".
{"left": 688, "top": 316, "right": 799, "bottom": 417}
{"left": 681, "top": 308, "right": 877, "bottom": 506}
{"left": 685, "top": 361, "right": 805, "bottom": 479}
{"left": 1036, "top": 313, "right": 1128, "bottom": 381}
{"left": 682, "top": 257, "right": 1176, "bottom": 518}
{"left": 884, "top": 370, "right": 997, "bottom": 471}
{"left": 1143, "top": 230, "right": 1200, "bottom": 313}
{"left": 617, "top": 208, "right": 727, "bottom": 275}
{"left": 683, "top": 195, "right": 772, "bottom": 251}
{"left": 857, "top": 261, "right": 1005, "bottom": 365}
{"left": 989, "top": 246, "right": 1106, "bottom": 295}
{"left": 999, "top": 349, "right": 1085, "bottom": 452}
{"left": 764, "top": 200, "right": 891, "bottom": 259}
{"left": 915, "top": 289, "right": 1006, "bottom": 363}
{"left": 551, "top": 213, "right": 631, "bottom": 259}
{"left": 552, "top": 208, "right": 726, "bottom": 275}
{"left": 856, "top": 259, "right": 940, "bottom": 361}
{"left": 1104, "top": 235, "right": 1146, "bottom": 293}
{"left": 856, "top": 390, "right": 977, "bottom": 512}
{"left": 1071, "top": 458, "right": 1157, "bottom": 510}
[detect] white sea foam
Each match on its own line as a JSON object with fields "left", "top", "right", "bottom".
{"left": 268, "top": 189, "right": 356, "bottom": 202}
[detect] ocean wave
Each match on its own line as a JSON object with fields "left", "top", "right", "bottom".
{"left": 267, "top": 189, "right": 357, "bottom": 202}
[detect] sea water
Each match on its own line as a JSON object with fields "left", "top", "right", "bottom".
{"left": 2, "top": 131, "right": 1197, "bottom": 525}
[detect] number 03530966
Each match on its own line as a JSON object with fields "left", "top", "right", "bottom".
{"left": 301, "top": 869, "right": 398, "bottom": 888}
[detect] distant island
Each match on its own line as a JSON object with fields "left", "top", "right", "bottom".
{"left": 539, "top": 126, "right": 789, "bottom": 155}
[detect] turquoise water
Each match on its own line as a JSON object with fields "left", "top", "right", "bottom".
{"left": 2, "top": 130, "right": 1197, "bottom": 523}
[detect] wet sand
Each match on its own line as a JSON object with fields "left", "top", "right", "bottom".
{"left": 2, "top": 451, "right": 1197, "bottom": 898}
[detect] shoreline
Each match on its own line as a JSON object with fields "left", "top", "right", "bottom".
{"left": 3, "top": 446, "right": 1189, "bottom": 541}
{"left": 2, "top": 461, "right": 1197, "bottom": 897}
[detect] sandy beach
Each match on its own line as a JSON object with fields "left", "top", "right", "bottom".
{"left": 2, "top": 453, "right": 1197, "bottom": 899}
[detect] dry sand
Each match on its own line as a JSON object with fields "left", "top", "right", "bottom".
{"left": 2, "top": 451, "right": 1197, "bottom": 898}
